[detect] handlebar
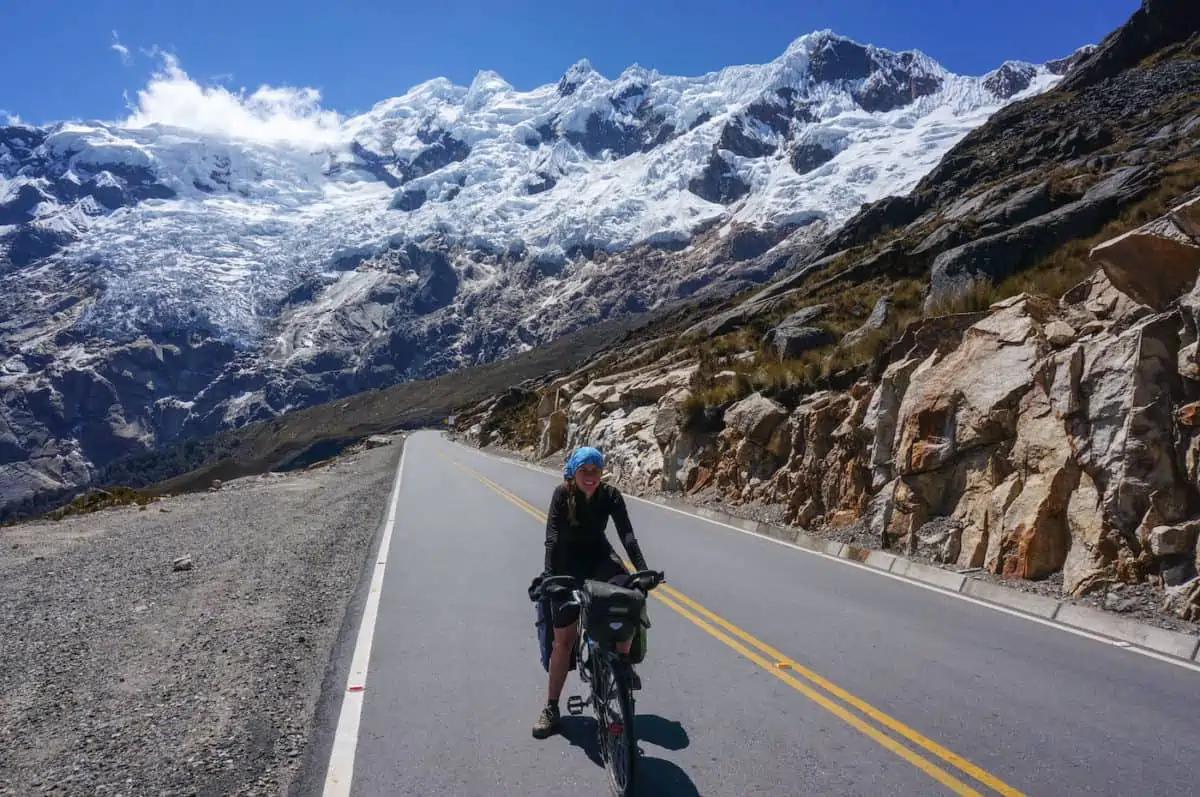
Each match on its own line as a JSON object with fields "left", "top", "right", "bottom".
{"left": 627, "top": 569, "right": 667, "bottom": 592}
{"left": 536, "top": 569, "right": 666, "bottom": 602}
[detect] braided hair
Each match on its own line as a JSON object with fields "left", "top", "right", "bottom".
{"left": 564, "top": 478, "right": 579, "bottom": 525}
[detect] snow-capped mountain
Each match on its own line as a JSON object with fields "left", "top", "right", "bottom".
{"left": 0, "top": 31, "right": 1076, "bottom": 514}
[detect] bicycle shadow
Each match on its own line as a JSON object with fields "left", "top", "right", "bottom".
{"left": 559, "top": 714, "right": 700, "bottom": 796}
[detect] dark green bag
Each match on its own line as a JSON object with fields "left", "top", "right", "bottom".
{"left": 628, "top": 602, "right": 650, "bottom": 664}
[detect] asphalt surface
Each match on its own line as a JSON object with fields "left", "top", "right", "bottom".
{"left": 335, "top": 431, "right": 1200, "bottom": 796}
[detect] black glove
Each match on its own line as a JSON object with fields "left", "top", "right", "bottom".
{"left": 529, "top": 573, "right": 547, "bottom": 602}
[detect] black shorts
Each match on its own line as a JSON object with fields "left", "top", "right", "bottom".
{"left": 550, "top": 555, "right": 630, "bottom": 629}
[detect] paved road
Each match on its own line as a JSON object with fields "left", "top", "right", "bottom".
{"left": 325, "top": 431, "right": 1200, "bottom": 796}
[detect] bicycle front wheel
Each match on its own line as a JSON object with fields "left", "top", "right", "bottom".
{"left": 594, "top": 656, "right": 637, "bottom": 797}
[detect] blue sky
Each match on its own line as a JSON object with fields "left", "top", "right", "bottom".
{"left": 2, "top": 0, "right": 1138, "bottom": 126}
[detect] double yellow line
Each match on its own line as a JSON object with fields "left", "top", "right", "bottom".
{"left": 444, "top": 455, "right": 1027, "bottom": 797}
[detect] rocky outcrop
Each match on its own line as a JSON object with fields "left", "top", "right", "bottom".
{"left": 473, "top": 195, "right": 1200, "bottom": 624}
{"left": 841, "top": 296, "right": 891, "bottom": 348}
{"left": 925, "top": 166, "right": 1157, "bottom": 309}
{"left": 688, "top": 148, "right": 752, "bottom": 204}
{"left": 762, "top": 304, "right": 833, "bottom": 359}
{"left": 983, "top": 62, "right": 1038, "bottom": 99}
{"left": 790, "top": 142, "right": 836, "bottom": 175}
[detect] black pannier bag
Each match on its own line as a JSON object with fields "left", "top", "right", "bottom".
{"left": 583, "top": 579, "right": 646, "bottom": 648}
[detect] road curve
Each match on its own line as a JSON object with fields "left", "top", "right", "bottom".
{"left": 322, "top": 431, "right": 1200, "bottom": 796}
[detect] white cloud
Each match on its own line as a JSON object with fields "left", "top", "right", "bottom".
{"left": 121, "top": 52, "right": 348, "bottom": 148}
{"left": 0, "top": 109, "right": 23, "bottom": 126}
{"left": 110, "top": 31, "right": 132, "bottom": 65}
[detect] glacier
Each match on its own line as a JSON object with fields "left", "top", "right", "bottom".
{"left": 3, "top": 31, "right": 1062, "bottom": 349}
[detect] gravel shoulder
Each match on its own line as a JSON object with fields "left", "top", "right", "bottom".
{"left": 0, "top": 436, "right": 403, "bottom": 797}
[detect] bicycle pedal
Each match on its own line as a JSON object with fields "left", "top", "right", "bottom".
{"left": 566, "top": 695, "right": 587, "bottom": 716}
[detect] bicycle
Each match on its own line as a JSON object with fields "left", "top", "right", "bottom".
{"left": 533, "top": 569, "right": 666, "bottom": 797}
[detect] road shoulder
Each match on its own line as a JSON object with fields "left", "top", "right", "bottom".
{"left": 0, "top": 436, "right": 404, "bottom": 797}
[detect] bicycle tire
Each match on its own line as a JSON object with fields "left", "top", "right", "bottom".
{"left": 593, "top": 655, "right": 637, "bottom": 797}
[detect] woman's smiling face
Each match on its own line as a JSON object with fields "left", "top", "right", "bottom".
{"left": 574, "top": 463, "right": 602, "bottom": 495}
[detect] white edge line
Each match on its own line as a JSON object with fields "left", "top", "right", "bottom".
{"left": 447, "top": 435, "right": 1200, "bottom": 675}
{"left": 322, "top": 443, "right": 408, "bottom": 796}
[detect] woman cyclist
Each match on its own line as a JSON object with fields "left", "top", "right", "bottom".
{"left": 533, "top": 446, "right": 651, "bottom": 739}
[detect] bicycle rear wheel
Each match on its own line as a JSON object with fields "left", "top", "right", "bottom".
{"left": 593, "top": 655, "right": 637, "bottom": 797}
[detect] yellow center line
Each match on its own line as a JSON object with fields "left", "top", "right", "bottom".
{"left": 441, "top": 454, "right": 1026, "bottom": 797}
{"left": 653, "top": 584, "right": 1023, "bottom": 797}
{"left": 651, "top": 590, "right": 983, "bottom": 797}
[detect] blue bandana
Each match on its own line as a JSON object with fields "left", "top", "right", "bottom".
{"left": 564, "top": 446, "right": 605, "bottom": 479}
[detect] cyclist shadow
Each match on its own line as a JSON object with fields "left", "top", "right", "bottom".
{"left": 559, "top": 714, "right": 700, "bottom": 796}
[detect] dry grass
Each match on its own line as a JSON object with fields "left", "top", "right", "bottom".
{"left": 1138, "top": 34, "right": 1200, "bottom": 70}
{"left": 43, "top": 487, "right": 156, "bottom": 521}
{"left": 679, "top": 275, "right": 929, "bottom": 413}
{"left": 481, "top": 391, "right": 541, "bottom": 450}
{"left": 924, "top": 280, "right": 1004, "bottom": 317}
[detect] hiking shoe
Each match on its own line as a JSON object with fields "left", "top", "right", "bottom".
{"left": 532, "top": 703, "right": 560, "bottom": 739}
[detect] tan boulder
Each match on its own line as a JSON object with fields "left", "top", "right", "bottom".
{"left": 1064, "top": 269, "right": 1151, "bottom": 327}
{"left": 878, "top": 297, "right": 1056, "bottom": 554}
{"left": 724, "top": 392, "right": 788, "bottom": 446}
{"left": 895, "top": 296, "right": 1049, "bottom": 478}
{"left": 1061, "top": 470, "right": 1112, "bottom": 596}
{"left": 948, "top": 449, "right": 1013, "bottom": 569}
{"left": 623, "top": 364, "right": 702, "bottom": 405}
{"left": 535, "top": 376, "right": 580, "bottom": 418}
{"left": 1044, "top": 320, "right": 1077, "bottom": 348}
{"left": 772, "top": 391, "right": 871, "bottom": 529}
{"left": 862, "top": 356, "right": 921, "bottom": 489}
{"left": 590, "top": 405, "right": 663, "bottom": 490}
{"left": 1149, "top": 522, "right": 1200, "bottom": 557}
{"left": 572, "top": 382, "right": 617, "bottom": 410}
{"left": 713, "top": 391, "right": 794, "bottom": 502}
{"left": 1089, "top": 215, "right": 1200, "bottom": 311}
{"left": 1072, "top": 314, "right": 1184, "bottom": 536}
{"left": 988, "top": 385, "right": 1078, "bottom": 580}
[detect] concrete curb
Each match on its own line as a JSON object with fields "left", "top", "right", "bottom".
{"left": 454, "top": 437, "right": 1200, "bottom": 667}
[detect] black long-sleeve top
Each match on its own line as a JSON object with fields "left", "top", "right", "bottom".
{"left": 544, "top": 481, "right": 649, "bottom": 575}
